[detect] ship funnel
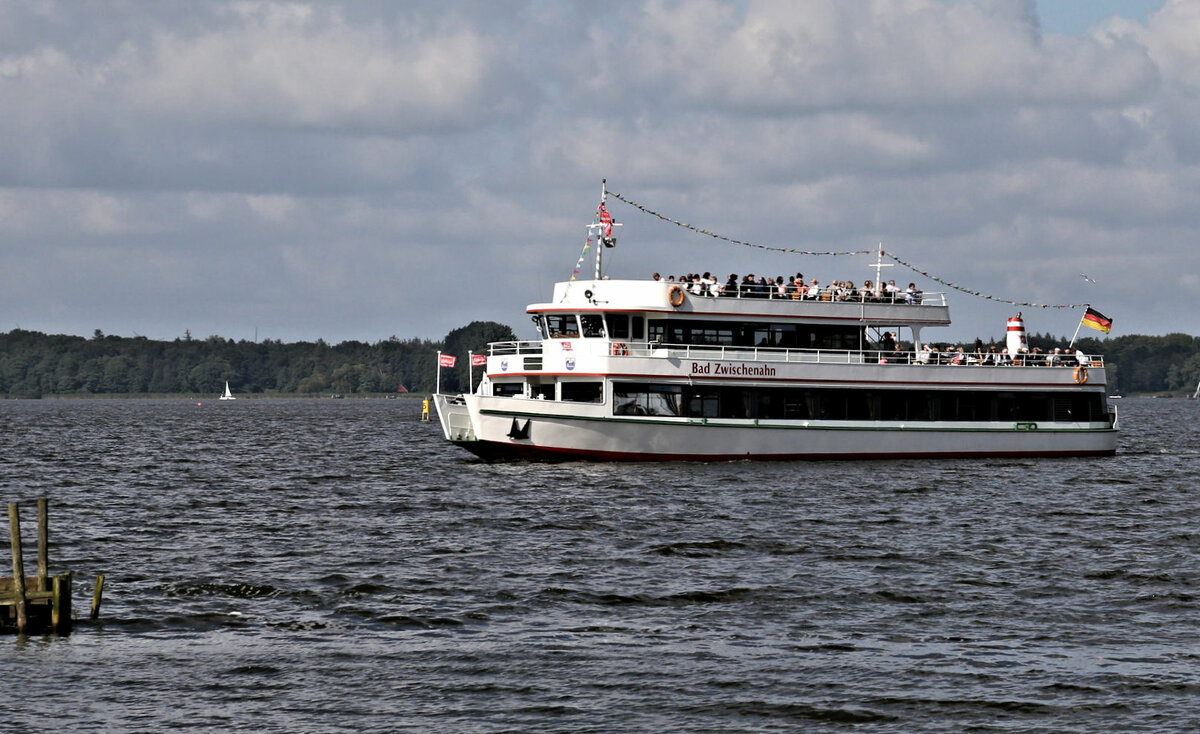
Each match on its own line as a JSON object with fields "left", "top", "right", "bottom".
{"left": 1006, "top": 314, "right": 1028, "bottom": 356}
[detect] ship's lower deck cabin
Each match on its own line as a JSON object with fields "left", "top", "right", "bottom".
{"left": 612, "top": 383, "right": 1109, "bottom": 423}
{"left": 488, "top": 376, "right": 1110, "bottom": 425}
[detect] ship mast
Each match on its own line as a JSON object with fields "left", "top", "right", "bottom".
{"left": 871, "top": 242, "right": 893, "bottom": 288}
{"left": 591, "top": 179, "right": 620, "bottom": 280}
{"left": 595, "top": 180, "right": 607, "bottom": 280}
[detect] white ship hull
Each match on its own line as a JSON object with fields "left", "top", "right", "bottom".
{"left": 437, "top": 396, "right": 1114, "bottom": 460}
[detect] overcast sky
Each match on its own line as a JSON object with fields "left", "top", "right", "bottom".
{"left": 2, "top": 0, "right": 1191, "bottom": 346}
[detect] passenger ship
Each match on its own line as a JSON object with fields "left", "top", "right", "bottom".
{"left": 434, "top": 190, "right": 1118, "bottom": 461}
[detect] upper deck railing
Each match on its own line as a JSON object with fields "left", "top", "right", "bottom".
{"left": 678, "top": 286, "right": 947, "bottom": 307}
{"left": 487, "top": 340, "right": 1104, "bottom": 368}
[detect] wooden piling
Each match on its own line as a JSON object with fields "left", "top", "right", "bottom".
{"left": 91, "top": 574, "right": 105, "bottom": 620}
{"left": 37, "top": 498, "right": 49, "bottom": 593}
{"left": 8, "top": 502, "right": 28, "bottom": 634}
{"left": 52, "top": 572, "right": 73, "bottom": 634}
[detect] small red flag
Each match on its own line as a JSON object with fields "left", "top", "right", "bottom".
{"left": 439, "top": 354, "right": 456, "bottom": 368}
{"left": 471, "top": 354, "right": 486, "bottom": 366}
{"left": 598, "top": 203, "right": 613, "bottom": 237}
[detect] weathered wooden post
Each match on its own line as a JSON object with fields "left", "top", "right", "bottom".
{"left": 91, "top": 574, "right": 105, "bottom": 620}
{"left": 52, "top": 572, "right": 73, "bottom": 634}
{"left": 8, "top": 502, "right": 28, "bottom": 634}
{"left": 37, "top": 498, "right": 49, "bottom": 593}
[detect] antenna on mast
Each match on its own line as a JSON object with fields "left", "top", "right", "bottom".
{"left": 871, "top": 242, "right": 893, "bottom": 287}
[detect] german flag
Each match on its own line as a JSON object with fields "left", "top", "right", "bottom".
{"left": 1081, "top": 307, "right": 1112, "bottom": 334}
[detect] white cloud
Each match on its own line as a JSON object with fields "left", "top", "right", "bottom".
{"left": 125, "top": 12, "right": 497, "bottom": 133}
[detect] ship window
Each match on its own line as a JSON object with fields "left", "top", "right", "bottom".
{"left": 580, "top": 314, "right": 605, "bottom": 338}
{"left": 632, "top": 316, "right": 644, "bottom": 340}
{"left": 530, "top": 381, "right": 555, "bottom": 400}
{"left": 562, "top": 382, "right": 603, "bottom": 403}
{"left": 686, "top": 388, "right": 720, "bottom": 418}
{"left": 493, "top": 382, "right": 523, "bottom": 397}
{"left": 605, "top": 314, "right": 630, "bottom": 339}
{"left": 614, "top": 383, "right": 680, "bottom": 416}
{"left": 545, "top": 314, "right": 579, "bottom": 338}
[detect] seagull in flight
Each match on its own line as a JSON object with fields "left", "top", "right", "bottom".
{"left": 1080, "top": 273, "right": 1096, "bottom": 283}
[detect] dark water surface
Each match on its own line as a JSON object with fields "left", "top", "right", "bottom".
{"left": 2, "top": 397, "right": 1198, "bottom": 732}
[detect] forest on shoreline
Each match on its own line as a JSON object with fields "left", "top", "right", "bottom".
{"left": 2, "top": 326, "right": 1198, "bottom": 399}
{"left": 0, "top": 322, "right": 514, "bottom": 399}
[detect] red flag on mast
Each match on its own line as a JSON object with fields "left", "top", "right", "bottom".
{"left": 598, "top": 203, "right": 613, "bottom": 238}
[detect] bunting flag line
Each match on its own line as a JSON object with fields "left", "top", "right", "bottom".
{"left": 569, "top": 234, "right": 592, "bottom": 281}
{"left": 607, "top": 190, "right": 871, "bottom": 257}
{"left": 607, "top": 187, "right": 1092, "bottom": 310}
{"left": 881, "top": 251, "right": 1090, "bottom": 310}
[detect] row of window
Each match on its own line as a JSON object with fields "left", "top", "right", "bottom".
{"left": 647, "top": 319, "right": 864, "bottom": 351}
{"left": 613, "top": 382, "right": 1107, "bottom": 422}
{"left": 542, "top": 313, "right": 647, "bottom": 340}
{"left": 540, "top": 313, "right": 867, "bottom": 351}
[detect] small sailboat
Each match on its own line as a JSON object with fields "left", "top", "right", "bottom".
{"left": 219, "top": 381, "right": 236, "bottom": 401}
{"left": 1190, "top": 379, "right": 1200, "bottom": 400}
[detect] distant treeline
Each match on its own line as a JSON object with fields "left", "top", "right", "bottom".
{"left": 1025, "top": 332, "right": 1200, "bottom": 396}
{"left": 1, "top": 326, "right": 1198, "bottom": 398}
{"left": 0, "top": 321, "right": 515, "bottom": 399}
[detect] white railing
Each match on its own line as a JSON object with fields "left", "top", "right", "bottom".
{"left": 486, "top": 340, "right": 1103, "bottom": 368}
{"left": 714, "top": 289, "right": 947, "bottom": 307}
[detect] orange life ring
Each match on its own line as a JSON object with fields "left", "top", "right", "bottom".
{"left": 1073, "top": 365, "right": 1089, "bottom": 384}
{"left": 611, "top": 342, "right": 628, "bottom": 356}
{"left": 668, "top": 285, "right": 685, "bottom": 308}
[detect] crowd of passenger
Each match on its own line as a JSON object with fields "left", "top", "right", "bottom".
{"left": 651, "top": 272, "right": 922, "bottom": 304}
{"left": 874, "top": 335, "right": 1090, "bottom": 367}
